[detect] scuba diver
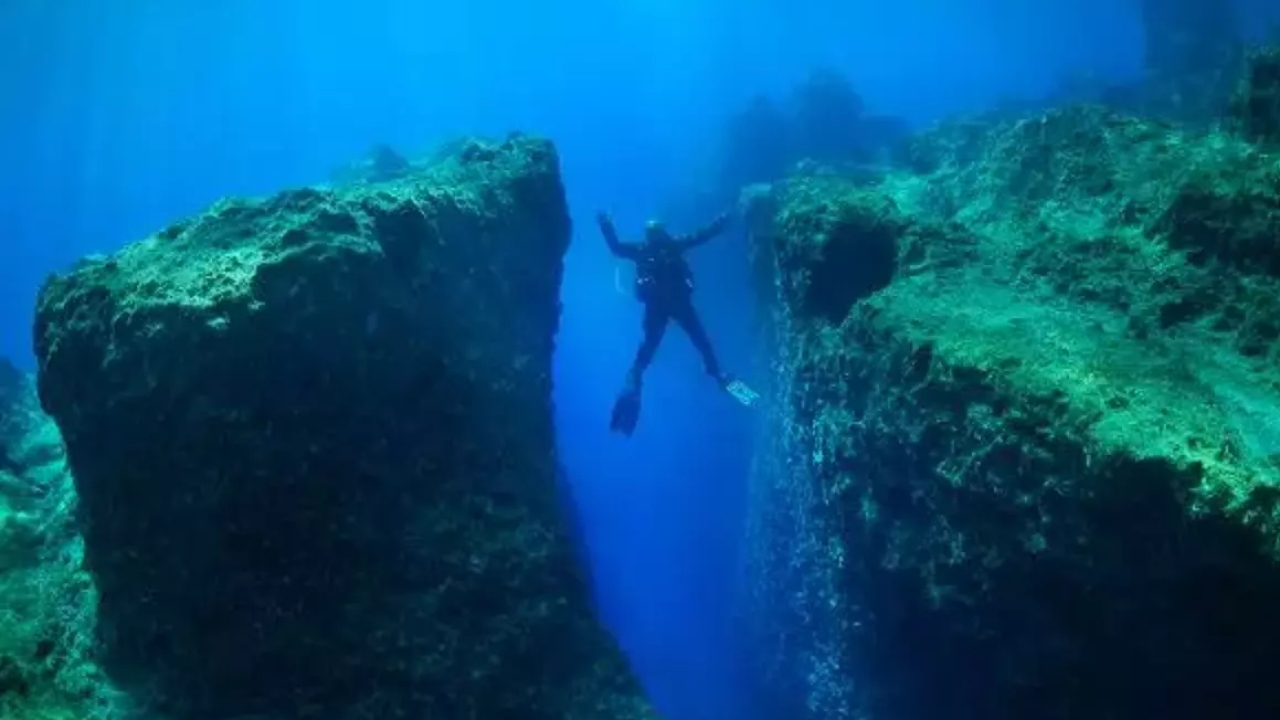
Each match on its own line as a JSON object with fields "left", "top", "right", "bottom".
{"left": 597, "top": 209, "right": 759, "bottom": 436}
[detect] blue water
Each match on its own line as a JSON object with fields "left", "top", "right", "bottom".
{"left": 3, "top": 3, "right": 1276, "bottom": 719}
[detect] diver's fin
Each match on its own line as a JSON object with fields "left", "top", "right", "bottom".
{"left": 724, "top": 378, "right": 760, "bottom": 407}
{"left": 610, "top": 389, "right": 642, "bottom": 436}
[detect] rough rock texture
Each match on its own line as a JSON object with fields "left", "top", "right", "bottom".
{"left": 0, "top": 360, "right": 110, "bottom": 720}
{"left": 741, "top": 103, "right": 1280, "bottom": 719}
{"left": 33, "top": 136, "right": 652, "bottom": 720}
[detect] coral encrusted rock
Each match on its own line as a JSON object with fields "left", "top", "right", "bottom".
{"left": 740, "top": 103, "right": 1280, "bottom": 720}
{"left": 33, "top": 135, "right": 652, "bottom": 720}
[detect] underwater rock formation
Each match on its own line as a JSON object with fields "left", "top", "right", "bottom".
{"left": 1229, "top": 45, "right": 1280, "bottom": 146}
{"left": 1138, "top": 0, "right": 1242, "bottom": 122}
{"left": 330, "top": 143, "right": 416, "bottom": 185}
{"left": 713, "top": 69, "right": 909, "bottom": 204}
{"left": 33, "top": 136, "right": 652, "bottom": 720}
{"left": 742, "top": 101, "right": 1280, "bottom": 719}
{"left": 0, "top": 360, "right": 23, "bottom": 476}
{"left": 0, "top": 359, "right": 108, "bottom": 720}
{"left": 719, "top": 96, "right": 795, "bottom": 194}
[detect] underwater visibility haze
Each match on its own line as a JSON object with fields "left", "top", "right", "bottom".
{"left": 4, "top": 1, "right": 1280, "bottom": 719}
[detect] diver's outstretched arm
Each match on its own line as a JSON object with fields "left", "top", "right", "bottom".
{"left": 675, "top": 211, "right": 731, "bottom": 249}
{"left": 597, "top": 212, "right": 638, "bottom": 259}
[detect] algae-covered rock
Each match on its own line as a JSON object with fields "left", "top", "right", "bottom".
{"left": 0, "top": 359, "right": 113, "bottom": 720}
{"left": 33, "top": 135, "right": 652, "bottom": 720}
{"left": 741, "top": 103, "right": 1280, "bottom": 719}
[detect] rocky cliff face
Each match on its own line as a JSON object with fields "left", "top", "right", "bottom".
{"left": 741, "top": 101, "right": 1280, "bottom": 719}
{"left": 33, "top": 136, "right": 651, "bottom": 720}
{"left": 0, "top": 359, "right": 106, "bottom": 720}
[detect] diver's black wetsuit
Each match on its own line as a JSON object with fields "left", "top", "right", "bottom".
{"left": 598, "top": 212, "right": 730, "bottom": 391}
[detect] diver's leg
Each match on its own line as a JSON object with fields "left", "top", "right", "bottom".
{"left": 628, "top": 303, "right": 669, "bottom": 390}
{"left": 613, "top": 304, "right": 668, "bottom": 435}
{"left": 671, "top": 302, "right": 725, "bottom": 383}
{"left": 670, "top": 302, "right": 759, "bottom": 406}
